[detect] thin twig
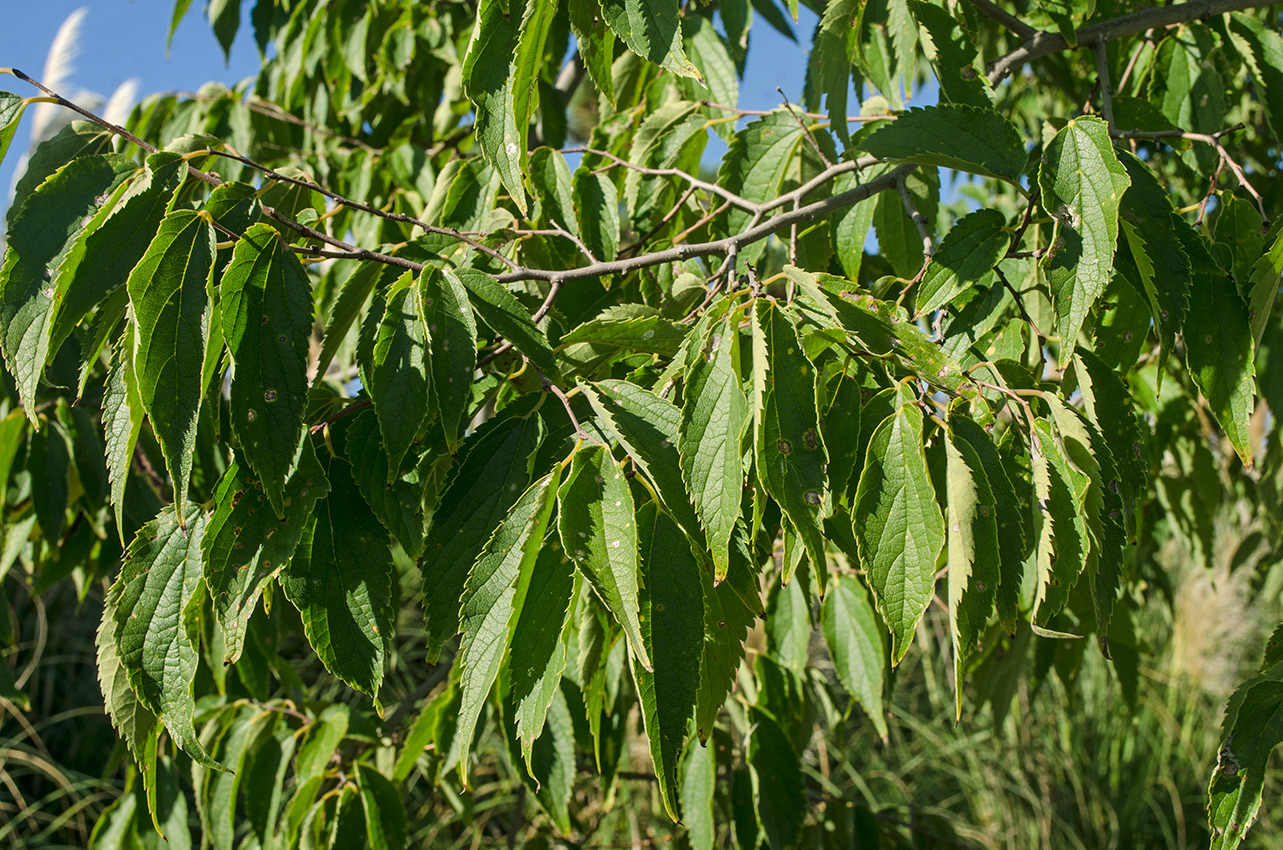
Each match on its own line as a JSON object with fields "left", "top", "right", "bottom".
{"left": 960, "top": 0, "right": 1038, "bottom": 40}
{"left": 993, "top": 264, "right": 1046, "bottom": 353}
{"left": 200, "top": 148, "right": 518, "bottom": 269}
{"left": 986, "top": 0, "right": 1266, "bottom": 84}
{"left": 778, "top": 87, "right": 832, "bottom": 168}
{"left": 547, "top": 218, "right": 597, "bottom": 264}
{"left": 308, "top": 398, "right": 372, "bottom": 435}
{"left": 897, "top": 174, "right": 935, "bottom": 259}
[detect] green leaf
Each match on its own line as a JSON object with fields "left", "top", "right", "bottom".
{"left": 456, "top": 466, "right": 562, "bottom": 784}
{"left": 452, "top": 267, "right": 564, "bottom": 385}
{"left": 755, "top": 300, "right": 830, "bottom": 583}
{"left": 1244, "top": 219, "right": 1283, "bottom": 349}
{"left": 915, "top": 208, "right": 1009, "bottom": 317}
{"left": 808, "top": 0, "right": 858, "bottom": 149}
{"left": 910, "top": 1, "right": 992, "bottom": 108}
{"left": 421, "top": 266, "right": 477, "bottom": 451}
{"left": 1038, "top": 115, "right": 1131, "bottom": 355}
{"left": 422, "top": 405, "right": 543, "bottom": 660}
{"left": 558, "top": 445, "right": 650, "bottom": 669}
{"left": 1116, "top": 151, "right": 1190, "bottom": 379}
{"left": 222, "top": 223, "right": 314, "bottom": 514}
{"left": 355, "top": 763, "right": 408, "bottom": 850}
{"left": 600, "top": 0, "right": 701, "bottom": 79}
{"left": 580, "top": 380, "right": 702, "bottom": 546}
{"left": 96, "top": 568, "right": 160, "bottom": 769}
{"left": 313, "top": 261, "right": 399, "bottom": 389}
{"left": 28, "top": 418, "right": 71, "bottom": 544}
{"left": 508, "top": 544, "right": 576, "bottom": 766}
{"left": 822, "top": 575, "right": 887, "bottom": 739}
{"left": 1208, "top": 672, "right": 1283, "bottom": 850}
{"left": 113, "top": 505, "right": 222, "bottom": 770}
{"left": 49, "top": 152, "right": 186, "bottom": 359}
{"left": 0, "top": 153, "right": 135, "bottom": 417}
{"left": 948, "top": 412, "right": 1026, "bottom": 635}
{"left": 1227, "top": 13, "right": 1283, "bottom": 144}
{"left": 861, "top": 105, "right": 1026, "bottom": 183}
{"left": 944, "top": 426, "right": 1000, "bottom": 717}
{"left": 561, "top": 314, "right": 686, "bottom": 357}
{"left": 680, "top": 737, "right": 716, "bottom": 850}
{"left": 103, "top": 324, "right": 145, "bottom": 541}
{"left": 203, "top": 440, "right": 329, "bottom": 663}
{"left": 0, "top": 92, "right": 26, "bottom": 169}
{"left": 1183, "top": 252, "right": 1257, "bottom": 468}
{"left": 766, "top": 558, "right": 809, "bottom": 670}
{"left": 526, "top": 687, "right": 576, "bottom": 835}
{"left": 853, "top": 402, "right": 944, "bottom": 665}
{"left": 680, "top": 311, "right": 748, "bottom": 583}
{"left": 568, "top": 0, "right": 616, "bottom": 106}
{"left": 573, "top": 167, "right": 621, "bottom": 264}
{"left": 9, "top": 121, "right": 112, "bottom": 214}
{"left": 462, "top": 0, "right": 556, "bottom": 214}
{"left": 360, "top": 270, "right": 430, "bottom": 475}
{"left": 718, "top": 113, "right": 806, "bottom": 264}
{"left": 280, "top": 453, "right": 394, "bottom": 704}
{"left": 748, "top": 708, "right": 806, "bottom": 850}
{"left": 680, "top": 17, "right": 738, "bottom": 139}
{"left": 342, "top": 412, "right": 427, "bottom": 557}
{"left": 127, "top": 209, "right": 217, "bottom": 519}
{"left": 295, "top": 704, "right": 350, "bottom": 787}
{"left": 1073, "top": 349, "right": 1147, "bottom": 530}
{"left": 1029, "top": 418, "right": 1088, "bottom": 626}
{"left": 792, "top": 268, "right": 967, "bottom": 392}
{"left": 633, "top": 503, "right": 704, "bottom": 821}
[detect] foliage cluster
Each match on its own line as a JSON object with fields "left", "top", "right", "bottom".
{"left": 3, "top": 0, "right": 1283, "bottom": 847}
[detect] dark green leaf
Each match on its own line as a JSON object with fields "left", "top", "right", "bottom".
{"left": 748, "top": 708, "right": 806, "bottom": 850}
{"left": 568, "top": 0, "right": 616, "bottom": 106}
{"left": 680, "top": 311, "right": 748, "bottom": 582}
{"left": 822, "top": 575, "right": 887, "bottom": 738}
{"left": 508, "top": 544, "right": 576, "bottom": 765}
{"left": 558, "top": 445, "right": 650, "bottom": 669}
{"left": 421, "top": 266, "right": 477, "bottom": 451}
{"left": 113, "top": 505, "right": 222, "bottom": 769}
{"left": 1208, "top": 671, "right": 1283, "bottom": 850}
{"left": 462, "top": 0, "right": 556, "bottom": 214}
{"left": 422, "top": 407, "right": 543, "bottom": 660}
{"left": 600, "top": 0, "right": 700, "bottom": 79}
{"left": 280, "top": 454, "right": 394, "bottom": 705}
{"left": 0, "top": 153, "right": 135, "bottom": 416}
{"left": 343, "top": 412, "right": 427, "bottom": 557}
{"left": 103, "top": 324, "right": 145, "bottom": 540}
{"left": 916, "top": 208, "right": 1009, "bottom": 317}
{"left": 1038, "top": 115, "right": 1130, "bottom": 355}
{"left": 633, "top": 503, "right": 703, "bottom": 820}
{"left": 573, "top": 167, "right": 621, "bottom": 265}
{"left": 944, "top": 425, "right": 1000, "bottom": 716}
{"left": 361, "top": 270, "right": 430, "bottom": 475}
{"left": 222, "top": 223, "right": 314, "bottom": 514}
{"left": 127, "top": 209, "right": 217, "bottom": 518}
{"left": 453, "top": 267, "right": 563, "bottom": 385}
{"left": 854, "top": 402, "right": 944, "bottom": 665}
{"left": 1183, "top": 244, "right": 1257, "bottom": 467}
{"left": 28, "top": 417, "right": 71, "bottom": 544}
{"left": 456, "top": 466, "right": 562, "bottom": 783}
{"left": 203, "top": 440, "right": 329, "bottom": 663}
{"left": 755, "top": 300, "right": 830, "bottom": 581}
{"left": 910, "top": 1, "right": 992, "bottom": 108}
{"left": 861, "top": 105, "right": 1026, "bottom": 183}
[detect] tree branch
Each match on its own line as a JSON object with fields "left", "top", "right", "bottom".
{"left": 960, "top": 0, "right": 1037, "bottom": 40}
{"left": 987, "top": 0, "right": 1266, "bottom": 83}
